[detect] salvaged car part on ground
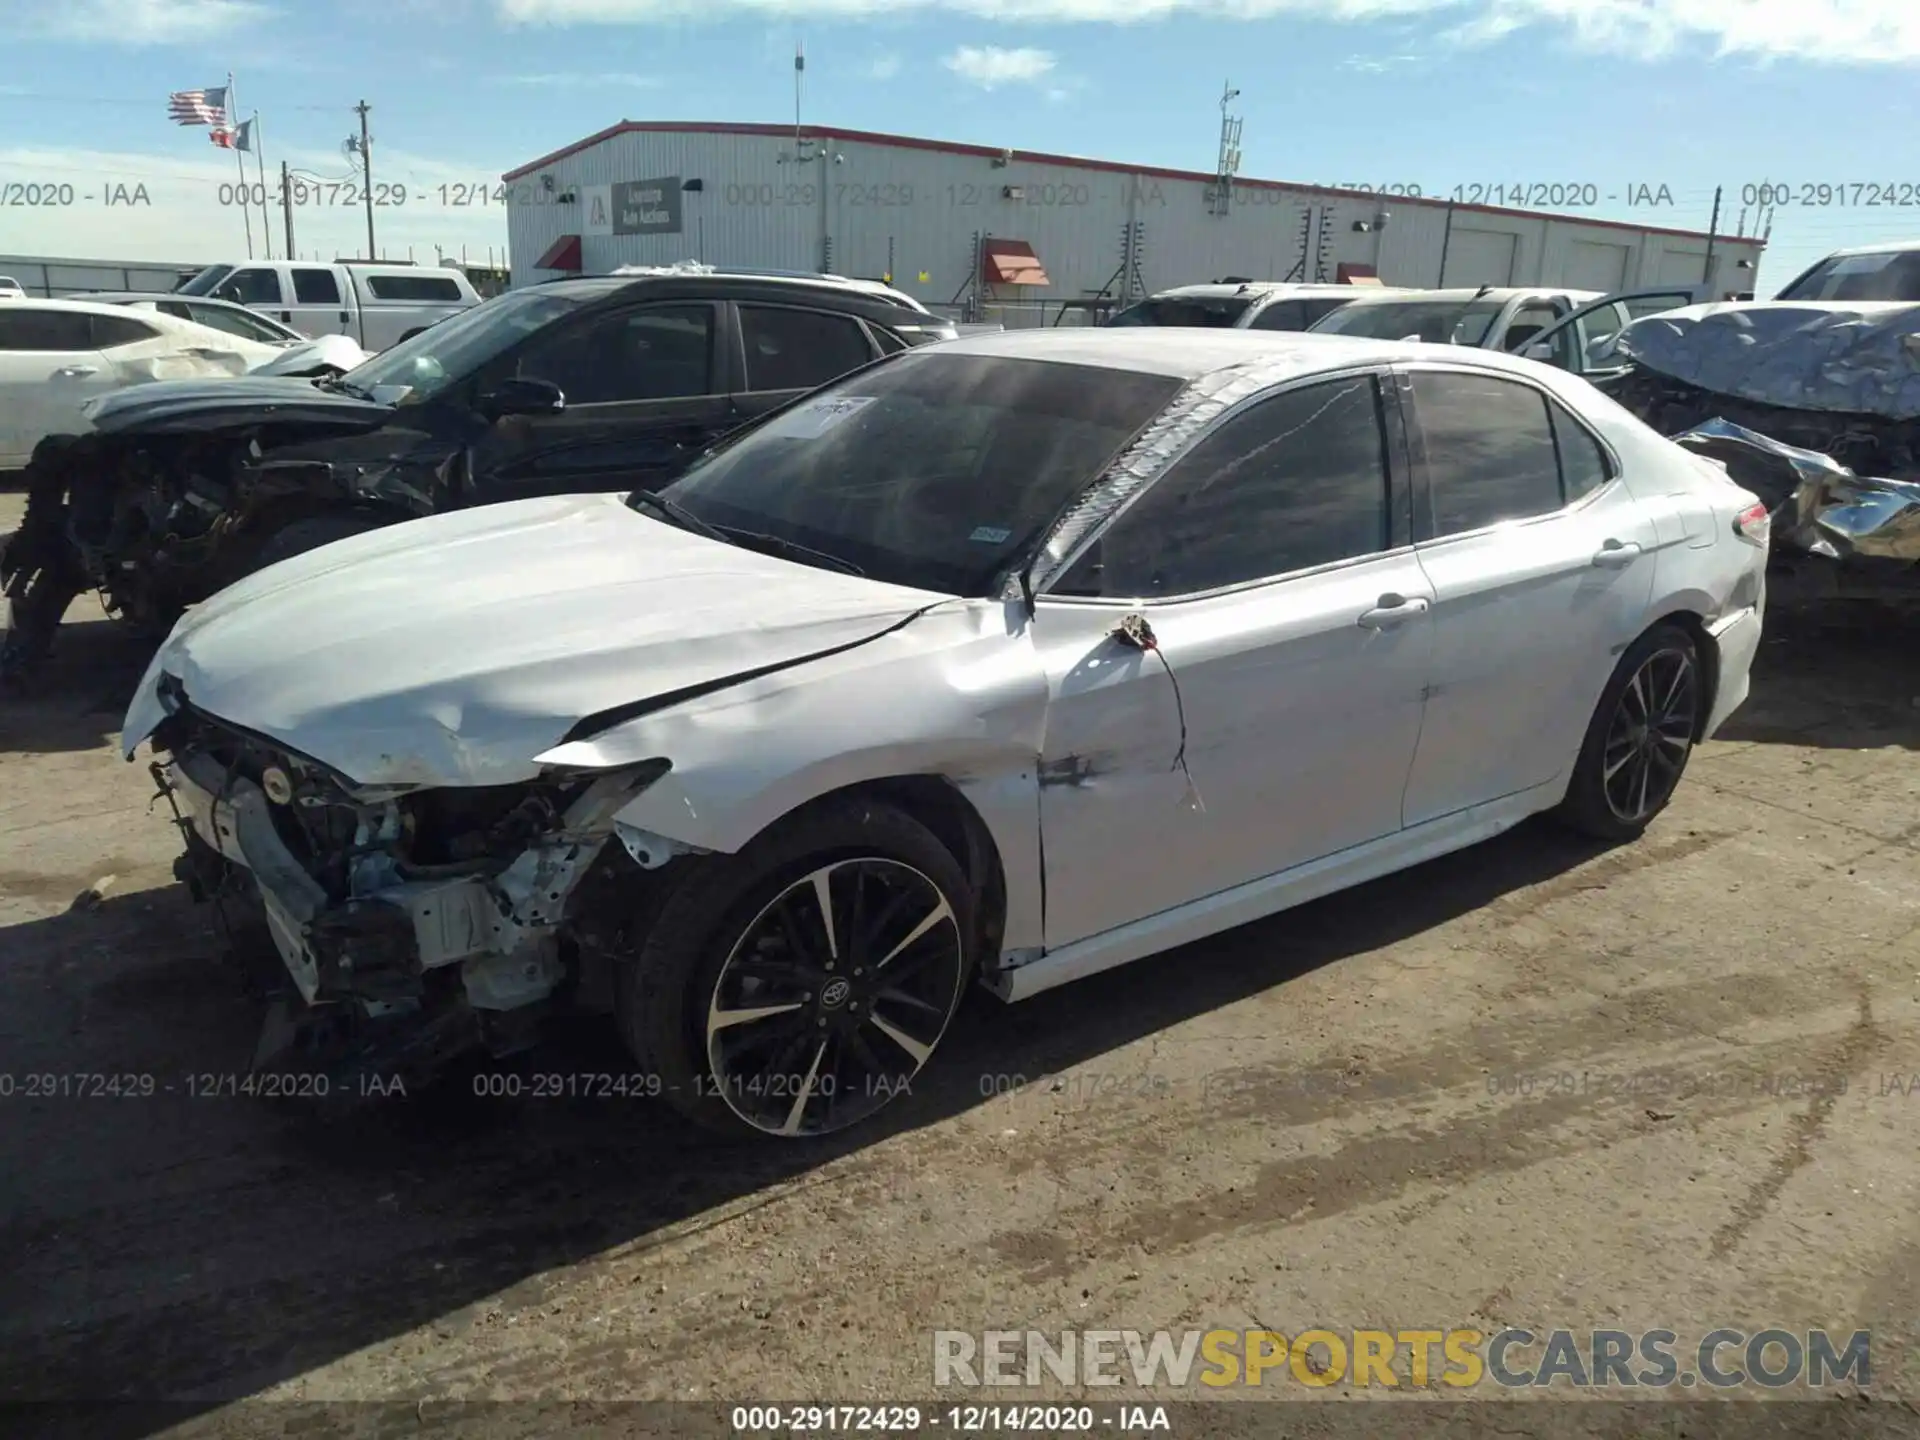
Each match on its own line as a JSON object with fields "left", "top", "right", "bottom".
{"left": 121, "top": 329, "right": 1769, "bottom": 1138}
{"left": 1674, "top": 418, "right": 1920, "bottom": 562}
{"left": 0, "top": 271, "right": 960, "bottom": 683}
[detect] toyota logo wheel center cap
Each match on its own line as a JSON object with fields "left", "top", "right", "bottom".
{"left": 819, "top": 978, "right": 853, "bottom": 1009}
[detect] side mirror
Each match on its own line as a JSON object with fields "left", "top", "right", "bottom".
{"left": 477, "top": 375, "right": 565, "bottom": 420}
{"left": 1523, "top": 341, "right": 1555, "bottom": 361}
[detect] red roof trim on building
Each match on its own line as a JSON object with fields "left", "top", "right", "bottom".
{"left": 534, "top": 234, "right": 583, "bottom": 272}
{"left": 503, "top": 121, "right": 1760, "bottom": 248}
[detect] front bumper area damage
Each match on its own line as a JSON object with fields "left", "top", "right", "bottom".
{"left": 151, "top": 698, "right": 676, "bottom": 1084}
{"left": 1674, "top": 419, "right": 1920, "bottom": 563}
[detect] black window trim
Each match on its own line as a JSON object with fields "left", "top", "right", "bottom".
{"left": 1398, "top": 361, "right": 1622, "bottom": 547}
{"left": 728, "top": 299, "right": 882, "bottom": 396}
{"left": 1036, "top": 364, "right": 1415, "bottom": 607}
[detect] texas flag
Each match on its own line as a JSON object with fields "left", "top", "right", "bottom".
{"left": 210, "top": 118, "right": 254, "bottom": 151}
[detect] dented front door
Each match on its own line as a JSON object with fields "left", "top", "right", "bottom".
{"left": 1029, "top": 562, "right": 1434, "bottom": 951}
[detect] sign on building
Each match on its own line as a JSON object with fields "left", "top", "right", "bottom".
{"left": 582, "top": 184, "right": 614, "bottom": 237}
{"left": 612, "top": 177, "right": 683, "bottom": 236}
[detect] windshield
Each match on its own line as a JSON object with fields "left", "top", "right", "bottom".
{"left": 342, "top": 288, "right": 594, "bottom": 403}
{"left": 653, "top": 351, "right": 1183, "bottom": 596}
{"left": 1106, "top": 296, "right": 1255, "bottom": 328}
{"left": 1309, "top": 298, "right": 1507, "bottom": 345}
{"left": 1775, "top": 250, "right": 1920, "bottom": 302}
{"left": 174, "top": 264, "right": 236, "bottom": 296}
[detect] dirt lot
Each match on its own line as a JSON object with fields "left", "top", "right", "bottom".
{"left": 3, "top": 485, "right": 1919, "bottom": 1436}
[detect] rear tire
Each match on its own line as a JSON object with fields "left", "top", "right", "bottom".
{"left": 620, "top": 797, "right": 976, "bottom": 1140}
{"left": 245, "top": 512, "right": 389, "bottom": 575}
{"left": 1554, "top": 622, "right": 1703, "bottom": 842}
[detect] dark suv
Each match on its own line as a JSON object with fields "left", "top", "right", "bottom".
{"left": 1, "top": 269, "right": 960, "bottom": 676}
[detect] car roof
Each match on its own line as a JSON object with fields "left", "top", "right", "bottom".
{"left": 1146, "top": 282, "right": 1398, "bottom": 299}
{"left": 72, "top": 291, "right": 183, "bottom": 304}
{"left": 601, "top": 263, "right": 935, "bottom": 313}
{"left": 2, "top": 296, "right": 175, "bottom": 317}
{"left": 1816, "top": 240, "right": 1920, "bottom": 258}
{"left": 1334, "top": 286, "right": 1602, "bottom": 306}
{"left": 927, "top": 325, "right": 1567, "bottom": 383}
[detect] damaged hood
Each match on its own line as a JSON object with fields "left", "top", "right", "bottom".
{"left": 123, "top": 492, "right": 951, "bottom": 787}
{"left": 81, "top": 374, "right": 397, "bottom": 436}
{"left": 1619, "top": 301, "right": 1920, "bottom": 419}
{"left": 249, "top": 334, "right": 370, "bottom": 379}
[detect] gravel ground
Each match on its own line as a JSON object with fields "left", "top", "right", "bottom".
{"left": 2, "top": 489, "right": 1917, "bottom": 1438}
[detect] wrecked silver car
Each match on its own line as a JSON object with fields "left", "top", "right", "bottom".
{"left": 121, "top": 329, "right": 1768, "bottom": 1139}
{"left": 1524, "top": 292, "right": 1920, "bottom": 564}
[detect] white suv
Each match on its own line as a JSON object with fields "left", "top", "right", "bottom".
{"left": 1106, "top": 281, "right": 1402, "bottom": 332}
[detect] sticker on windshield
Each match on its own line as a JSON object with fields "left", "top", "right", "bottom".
{"left": 761, "top": 395, "right": 878, "bottom": 440}
{"left": 969, "top": 525, "right": 1013, "bottom": 544}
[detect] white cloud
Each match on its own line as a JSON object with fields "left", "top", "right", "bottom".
{"left": 17, "top": 0, "right": 269, "bottom": 44}
{"left": 493, "top": 0, "right": 1920, "bottom": 65}
{"left": 0, "top": 143, "right": 512, "bottom": 265}
{"left": 866, "top": 52, "right": 904, "bottom": 79}
{"left": 1340, "top": 49, "right": 1423, "bottom": 69}
{"left": 943, "top": 44, "right": 1056, "bottom": 86}
{"left": 496, "top": 71, "right": 660, "bottom": 85}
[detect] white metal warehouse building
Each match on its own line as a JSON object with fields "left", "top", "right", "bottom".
{"left": 502, "top": 121, "right": 1765, "bottom": 319}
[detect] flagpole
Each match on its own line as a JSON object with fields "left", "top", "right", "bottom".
{"left": 251, "top": 112, "right": 274, "bottom": 260}
{"left": 228, "top": 72, "right": 254, "bottom": 258}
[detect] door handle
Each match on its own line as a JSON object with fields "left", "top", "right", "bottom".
{"left": 1357, "top": 593, "right": 1431, "bottom": 630}
{"left": 1591, "top": 539, "right": 1642, "bottom": 569}
{"left": 54, "top": 365, "right": 98, "bottom": 377}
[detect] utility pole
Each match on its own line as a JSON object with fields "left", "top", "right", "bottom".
{"left": 1702, "top": 184, "right": 1722, "bottom": 296}
{"left": 354, "top": 100, "right": 376, "bottom": 260}
{"left": 281, "top": 160, "right": 296, "bottom": 259}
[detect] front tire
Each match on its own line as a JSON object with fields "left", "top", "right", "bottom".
{"left": 1555, "top": 622, "right": 1703, "bottom": 842}
{"left": 621, "top": 798, "right": 976, "bottom": 1139}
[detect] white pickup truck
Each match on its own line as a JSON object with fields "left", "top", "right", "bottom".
{"left": 172, "top": 260, "right": 481, "bottom": 352}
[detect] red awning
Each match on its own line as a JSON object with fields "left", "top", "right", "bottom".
{"left": 982, "top": 238, "right": 1050, "bottom": 287}
{"left": 535, "top": 234, "right": 583, "bottom": 272}
{"left": 1335, "top": 263, "right": 1384, "bottom": 285}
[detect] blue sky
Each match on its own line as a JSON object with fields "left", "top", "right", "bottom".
{"left": 2, "top": 0, "right": 1916, "bottom": 290}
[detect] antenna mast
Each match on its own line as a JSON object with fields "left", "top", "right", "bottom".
{"left": 1211, "top": 81, "right": 1243, "bottom": 217}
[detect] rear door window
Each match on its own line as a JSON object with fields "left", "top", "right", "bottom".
{"left": 89, "top": 313, "right": 160, "bottom": 349}
{"left": 1411, "top": 371, "right": 1565, "bottom": 537}
{"left": 0, "top": 308, "right": 95, "bottom": 350}
{"left": 291, "top": 268, "right": 343, "bottom": 304}
{"left": 739, "top": 305, "right": 876, "bottom": 391}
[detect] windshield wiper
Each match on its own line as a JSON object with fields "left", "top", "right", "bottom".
{"left": 628, "top": 490, "right": 733, "bottom": 543}
{"left": 713, "top": 526, "right": 867, "bottom": 578}
{"left": 318, "top": 375, "right": 374, "bottom": 400}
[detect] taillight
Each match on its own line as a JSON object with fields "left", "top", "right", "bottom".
{"left": 1733, "top": 501, "right": 1771, "bottom": 547}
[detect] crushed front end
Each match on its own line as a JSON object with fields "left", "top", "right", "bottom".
{"left": 147, "top": 684, "right": 673, "bottom": 1086}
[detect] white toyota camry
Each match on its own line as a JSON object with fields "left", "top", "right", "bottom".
{"left": 121, "top": 328, "right": 1770, "bottom": 1138}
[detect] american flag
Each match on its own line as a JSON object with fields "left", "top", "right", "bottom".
{"left": 168, "top": 87, "right": 229, "bottom": 127}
